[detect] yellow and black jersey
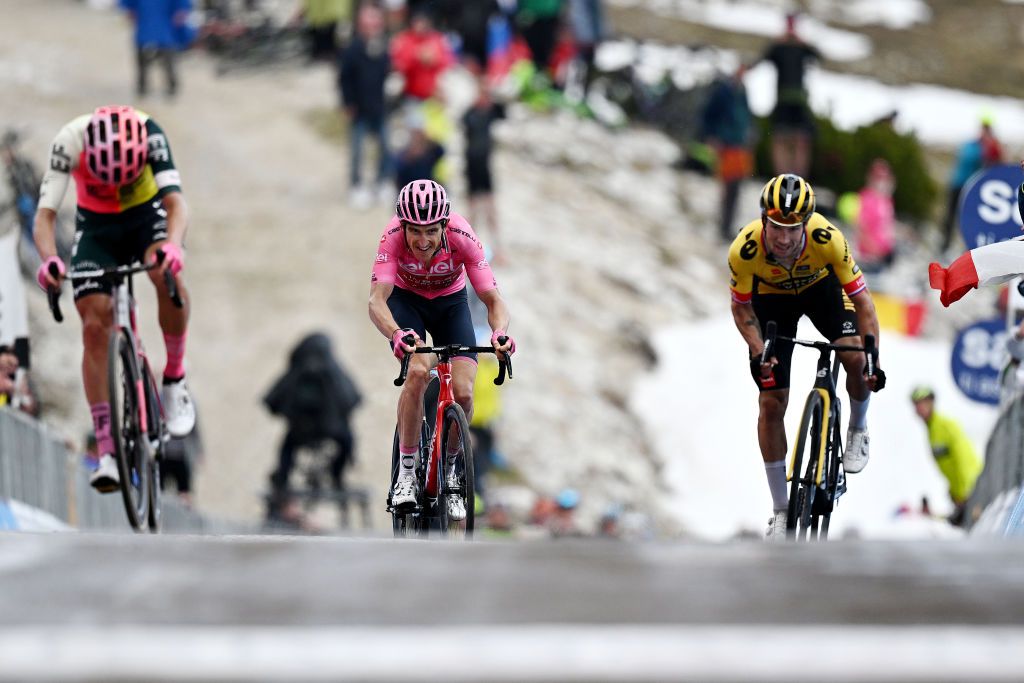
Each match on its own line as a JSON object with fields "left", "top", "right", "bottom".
{"left": 728, "top": 213, "right": 866, "bottom": 303}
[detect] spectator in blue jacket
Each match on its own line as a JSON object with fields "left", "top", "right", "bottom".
{"left": 338, "top": 3, "right": 393, "bottom": 208}
{"left": 120, "top": 0, "right": 193, "bottom": 98}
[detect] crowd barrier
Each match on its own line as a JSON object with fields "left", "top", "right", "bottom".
{"left": 0, "top": 407, "right": 248, "bottom": 533}
{"left": 966, "top": 386, "right": 1024, "bottom": 536}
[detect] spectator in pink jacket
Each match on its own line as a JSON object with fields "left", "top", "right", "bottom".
{"left": 390, "top": 9, "right": 455, "bottom": 102}
{"left": 856, "top": 158, "right": 896, "bottom": 273}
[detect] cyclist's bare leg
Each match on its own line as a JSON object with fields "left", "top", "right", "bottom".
{"left": 145, "top": 241, "right": 190, "bottom": 335}
{"left": 757, "top": 388, "right": 789, "bottom": 463}
{"left": 451, "top": 358, "right": 476, "bottom": 422}
{"left": 397, "top": 352, "right": 433, "bottom": 450}
{"left": 76, "top": 294, "right": 114, "bottom": 405}
{"left": 145, "top": 241, "right": 190, "bottom": 379}
{"left": 836, "top": 335, "right": 869, "bottom": 400}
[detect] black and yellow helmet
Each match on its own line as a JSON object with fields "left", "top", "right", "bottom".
{"left": 760, "top": 174, "right": 816, "bottom": 226}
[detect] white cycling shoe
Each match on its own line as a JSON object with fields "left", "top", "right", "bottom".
{"left": 446, "top": 470, "right": 467, "bottom": 521}
{"left": 844, "top": 427, "right": 870, "bottom": 474}
{"left": 162, "top": 379, "right": 196, "bottom": 438}
{"left": 765, "top": 510, "right": 788, "bottom": 542}
{"left": 89, "top": 453, "right": 120, "bottom": 494}
{"left": 391, "top": 476, "right": 418, "bottom": 509}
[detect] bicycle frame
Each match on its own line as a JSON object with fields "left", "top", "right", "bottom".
{"left": 423, "top": 358, "right": 457, "bottom": 498}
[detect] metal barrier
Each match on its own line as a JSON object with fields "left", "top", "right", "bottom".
{"left": 966, "top": 386, "right": 1024, "bottom": 534}
{"left": 0, "top": 407, "right": 250, "bottom": 533}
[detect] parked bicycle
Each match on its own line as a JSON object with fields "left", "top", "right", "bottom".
{"left": 762, "top": 321, "right": 876, "bottom": 541}
{"left": 389, "top": 338, "right": 511, "bottom": 539}
{"left": 47, "top": 254, "right": 182, "bottom": 532}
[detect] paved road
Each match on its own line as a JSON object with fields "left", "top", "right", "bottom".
{"left": 1, "top": 532, "right": 1023, "bottom": 681}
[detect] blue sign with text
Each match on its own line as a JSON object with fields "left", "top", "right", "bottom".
{"left": 951, "top": 317, "right": 1009, "bottom": 405}
{"left": 960, "top": 164, "right": 1024, "bottom": 249}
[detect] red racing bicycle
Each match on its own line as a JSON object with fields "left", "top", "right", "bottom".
{"left": 390, "top": 338, "right": 511, "bottom": 539}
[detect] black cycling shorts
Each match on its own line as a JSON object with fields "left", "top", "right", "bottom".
{"left": 749, "top": 274, "right": 859, "bottom": 391}
{"left": 387, "top": 286, "right": 478, "bottom": 362}
{"left": 69, "top": 200, "right": 168, "bottom": 301}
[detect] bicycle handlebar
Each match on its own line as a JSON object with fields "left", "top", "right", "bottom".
{"left": 762, "top": 319, "right": 877, "bottom": 365}
{"left": 46, "top": 250, "right": 183, "bottom": 324}
{"left": 394, "top": 336, "right": 513, "bottom": 387}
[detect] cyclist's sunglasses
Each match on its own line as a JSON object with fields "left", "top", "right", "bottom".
{"left": 764, "top": 208, "right": 809, "bottom": 227}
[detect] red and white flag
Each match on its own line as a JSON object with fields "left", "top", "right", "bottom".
{"left": 929, "top": 238, "right": 1024, "bottom": 307}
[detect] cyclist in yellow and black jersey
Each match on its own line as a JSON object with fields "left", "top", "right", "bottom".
{"left": 727, "top": 173, "right": 886, "bottom": 541}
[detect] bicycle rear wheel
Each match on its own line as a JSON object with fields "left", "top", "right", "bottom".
{"left": 108, "top": 330, "right": 149, "bottom": 532}
{"left": 817, "top": 404, "right": 845, "bottom": 540}
{"left": 787, "top": 391, "right": 825, "bottom": 541}
{"left": 438, "top": 403, "right": 475, "bottom": 539}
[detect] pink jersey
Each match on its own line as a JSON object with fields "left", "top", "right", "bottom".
{"left": 371, "top": 212, "right": 498, "bottom": 299}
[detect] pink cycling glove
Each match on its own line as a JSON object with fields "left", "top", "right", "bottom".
{"left": 154, "top": 242, "right": 184, "bottom": 275}
{"left": 391, "top": 328, "right": 420, "bottom": 359}
{"left": 491, "top": 329, "right": 516, "bottom": 355}
{"left": 36, "top": 256, "right": 65, "bottom": 291}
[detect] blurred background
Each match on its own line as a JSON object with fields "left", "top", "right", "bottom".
{"left": 2, "top": 0, "right": 1024, "bottom": 542}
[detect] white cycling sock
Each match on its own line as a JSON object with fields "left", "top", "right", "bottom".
{"left": 398, "top": 446, "right": 417, "bottom": 479}
{"left": 765, "top": 460, "right": 788, "bottom": 512}
{"left": 849, "top": 396, "right": 870, "bottom": 430}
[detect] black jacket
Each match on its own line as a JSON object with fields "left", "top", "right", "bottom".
{"left": 337, "top": 34, "right": 390, "bottom": 121}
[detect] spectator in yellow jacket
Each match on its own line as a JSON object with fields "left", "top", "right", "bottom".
{"left": 910, "top": 386, "right": 984, "bottom": 527}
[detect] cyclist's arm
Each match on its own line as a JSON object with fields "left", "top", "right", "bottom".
{"left": 850, "top": 290, "right": 879, "bottom": 349}
{"left": 162, "top": 190, "right": 189, "bottom": 246}
{"left": 730, "top": 299, "right": 764, "bottom": 356}
{"left": 477, "top": 287, "right": 510, "bottom": 336}
{"left": 368, "top": 281, "right": 403, "bottom": 340}
{"left": 32, "top": 208, "right": 59, "bottom": 261}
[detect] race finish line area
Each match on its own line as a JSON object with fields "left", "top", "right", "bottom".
{"left": 1, "top": 533, "right": 1023, "bottom": 681}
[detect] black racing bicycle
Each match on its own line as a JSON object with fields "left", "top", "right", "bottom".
{"left": 389, "top": 339, "right": 511, "bottom": 539}
{"left": 48, "top": 255, "right": 182, "bottom": 532}
{"left": 762, "top": 321, "right": 876, "bottom": 541}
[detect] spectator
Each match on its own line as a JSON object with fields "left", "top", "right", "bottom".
{"left": 0, "top": 165, "right": 35, "bottom": 415}
{"left": 515, "top": 0, "right": 564, "bottom": 78}
{"left": 941, "top": 117, "right": 1004, "bottom": 254}
{"left": 442, "top": 0, "right": 500, "bottom": 75}
{"left": 855, "top": 158, "right": 896, "bottom": 274}
{"left": 390, "top": 9, "right": 456, "bottom": 102}
{"left": 294, "top": 0, "right": 352, "bottom": 62}
{"left": 263, "top": 332, "right": 362, "bottom": 512}
{"left": 909, "top": 386, "right": 984, "bottom": 527}
{"left": 462, "top": 82, "right": 506, "bottom": 261}
{"left": 566, "top": 0, "right": 605, "bottom": 94}
{"left": 700, "top": 62, "right": 754, "bottom": 242}
{"left": 0, "top": 345, "right": 16, "bottom": 407}
{"left": 161, "top": 403, "right": 204, "bottom": 508}
{"left": 338, "top": 2, "right": 392, "bottom": 209}
{"left": 549, "top": 487, "right": 583, "bottom": 537}
{"left": 393, "top": 115, "right": 445, "bottom": 189}
{"left": 755, "top": 12, "right": 821, "bottom": 178}
{"left": 120, "top": 0, "right": 193, "bottom": 98}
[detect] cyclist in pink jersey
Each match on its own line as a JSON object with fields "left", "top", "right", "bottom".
{"left": 369, "top": 179, "right": 515, "bottom": 514}
{"left": 33, "top": 105, "right": 195, "bottom": 493}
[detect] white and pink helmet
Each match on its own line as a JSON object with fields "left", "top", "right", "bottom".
{"left": 396, "top": 179, "right": 450, "bottom": 225}
{"left": 84, "top": 105, "right": 148, "bottom": 186}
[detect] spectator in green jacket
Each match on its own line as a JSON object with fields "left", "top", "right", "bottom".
{"left": 910, "top": 386, "right": 984, "bottom": 527}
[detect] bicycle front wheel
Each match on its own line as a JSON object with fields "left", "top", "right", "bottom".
{"left": 438, "top": 403, "right": 475, "bottom": 539}
{"left": 787, "top": 390, "right": 826, "bottom": 541}
{"left": 108, "top": 330, "right": 149, "bottom": 531}
{"left": 142, "top": 358, "right": 162, "bottom": 533}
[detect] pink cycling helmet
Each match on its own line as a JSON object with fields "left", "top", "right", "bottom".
{"left": 84, "top": 105, "right": 148, "bottom": 185}
{"left": 396, "top": 179, "right": 450, "bottom": 225}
